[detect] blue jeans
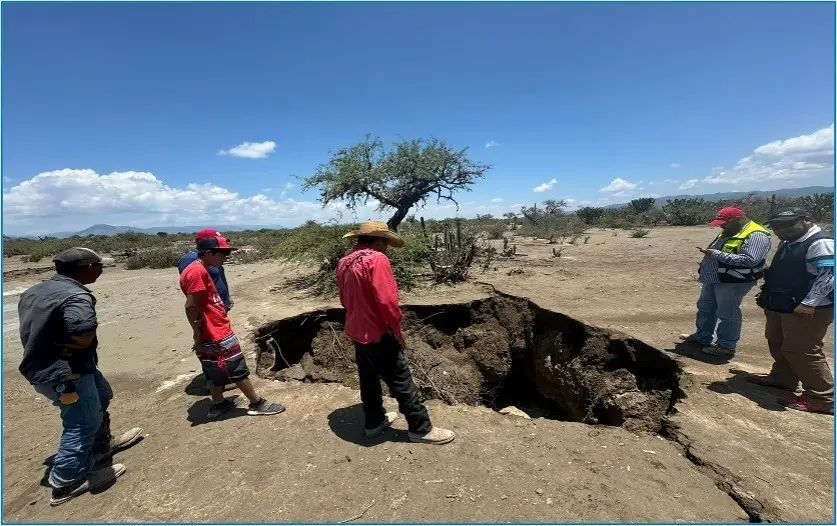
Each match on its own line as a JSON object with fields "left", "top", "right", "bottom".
{"left": 693, "top": 282, "right": 756, "bottom": 350}
{"left": 33, "top": 370, "right": 112, "bottom": 488}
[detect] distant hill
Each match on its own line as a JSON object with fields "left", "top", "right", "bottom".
{"left": 37, "top": 224, "right": 282, "bottom": 239}
{"left": 607, "top": 186, "right": 834, "bottom": 209}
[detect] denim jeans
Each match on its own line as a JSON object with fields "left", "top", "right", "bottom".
{"left": 33, "top": 370, "right": 113, "bottom": 488}
{"left": 694, "top": 282, "right": 756, "bottom": 350}
{"left": 354, "top": 333, "right": 432, "bottom": 434}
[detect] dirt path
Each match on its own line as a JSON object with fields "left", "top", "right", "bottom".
{"left": 2, "top": 226, "right": 833, "bottom": 522}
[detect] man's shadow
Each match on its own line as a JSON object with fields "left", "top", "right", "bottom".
{"left": 183, "top": 373, "right": 237, "bottom": 397}
{"left": 327, "top": 404, "right": 410, "bottom": 446}
{"left": 668, "top": 342, "right": 734, "bottom": 366}
{"left": 705, "top": 368, "right": 790, "bottom": 412}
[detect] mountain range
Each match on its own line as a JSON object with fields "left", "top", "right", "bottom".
{"left": 606, "top": 185, "right": 833, "bottom": 209}
{"left": 34, "top": 224, "right": 280, "bottom": 239}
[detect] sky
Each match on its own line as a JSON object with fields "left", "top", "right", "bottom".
{"left": 1, "top": 1, "right": 835, "bottom": 235}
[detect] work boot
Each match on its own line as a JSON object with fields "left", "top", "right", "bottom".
{"left": 365, "top": 412, "right": 399, "bottom": 437}
{"left": 700, "top": 344, "right": 734, "bottom": 358}
{"left": 50, "top": 464, "right": 126, "bottom": 507}
{"left": 408, "top": 427, "right": 456, "bottom": 445}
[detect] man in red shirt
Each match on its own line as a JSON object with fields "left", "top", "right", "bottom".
{"left": 180, "top": 234, "right": 285, "bottom": 419}
{"left": 337, "top": 220, "right": 455, "bottom": 445}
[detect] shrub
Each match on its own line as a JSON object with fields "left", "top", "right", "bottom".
{"left": 629, "top": 228, "right": 651, "bottom": 238}
{"left": 124, "top": 247, "right": 182, "bottom": 270}
{"left": 486, "top": 221, "right": 506, "bottom": 240}
{"left": 426, "top": 219, "right": 479, "bottom": 284}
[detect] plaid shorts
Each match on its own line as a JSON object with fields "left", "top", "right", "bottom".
{"left": 196, "top": 333, "right": 250, "bottom": 387}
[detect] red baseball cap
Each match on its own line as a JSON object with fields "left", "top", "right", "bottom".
{"left": 196, "top": 235, "right": 238, "bottom": 252}
{"left": 709, "top": 207, "right": 746, "bottom": 227}
{"left": 195, "top": 228, "right": 222, "bottom": 241}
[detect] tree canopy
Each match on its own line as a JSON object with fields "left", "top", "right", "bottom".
{"left": 302, "top": 135, "right": 491, "bottom": 230}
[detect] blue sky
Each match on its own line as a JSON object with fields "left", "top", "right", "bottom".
{"left": 2, "top": 1, "right": 835, "bottom": 234}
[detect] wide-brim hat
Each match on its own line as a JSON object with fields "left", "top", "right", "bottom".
{"left": 343, "top": 220, "right": 405, "bottom": 248}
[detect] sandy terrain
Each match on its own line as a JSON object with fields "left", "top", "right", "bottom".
{"left": 2, "top": 226, "right": 833, "bottom": 522}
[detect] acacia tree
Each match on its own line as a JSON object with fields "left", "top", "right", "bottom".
{"left": 302, "top": 135, "right": 491, "bottom": 231}
{"left": 628, "top": 197, "right": 656, "bottom": 214}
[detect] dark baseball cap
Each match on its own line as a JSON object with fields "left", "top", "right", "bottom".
{"left": 769, "top": 207, "right": 811, "bottom": 226}
{"left": 197, "top": 235, "right": 237, "bottom": 252}
{"left": 53, "top": 247, "right": 114, "bottom": 269}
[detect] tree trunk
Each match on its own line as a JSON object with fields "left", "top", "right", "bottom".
{"left": 387, "top": 207, "right": 411, "bottom": 232}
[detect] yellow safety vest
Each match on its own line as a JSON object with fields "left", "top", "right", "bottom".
{"left": 712, "top": 220, "right": 771, "bottom": 283}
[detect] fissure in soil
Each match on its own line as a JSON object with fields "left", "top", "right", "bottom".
{"left": 253, "top": 294, "right": 685, "bottom": 434}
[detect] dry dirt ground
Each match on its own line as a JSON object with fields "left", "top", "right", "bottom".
{"left": 2, "top": 226, "right": 833, "bottom": 522}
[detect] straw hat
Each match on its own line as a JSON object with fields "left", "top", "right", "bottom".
{"left": 343, "top": 220, "right": 405, "bottom": 248}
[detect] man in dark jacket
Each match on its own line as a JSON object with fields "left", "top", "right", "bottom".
{"left": 749, "top": 208, "right": 835, "bottom": 414}
{"left": 18, "top": 248, "right": 143, "bottom": 506}
{"left": 178, "top": 229, "right": 233, "bottom": 312}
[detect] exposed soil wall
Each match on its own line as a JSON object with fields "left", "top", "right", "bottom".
{"left": 254, "top": 294, "right": 685, "bottom": 434}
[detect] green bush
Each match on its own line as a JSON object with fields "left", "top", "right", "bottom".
{"left": 124, "top": 247, "right": 183, "bottom": 270}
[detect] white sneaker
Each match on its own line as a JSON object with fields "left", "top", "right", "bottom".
{"left": 408, "top": 427, "right": 456, "bottom": 445}
{"left": 365, "top": 412, "right": 399, "bottom": 437}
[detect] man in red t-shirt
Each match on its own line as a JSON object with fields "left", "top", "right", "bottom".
{"left": 337, "top": 220, "right": 455, "bottom": 445}
{"left": 179, "top": 234, "right": 285, "bottom": 419}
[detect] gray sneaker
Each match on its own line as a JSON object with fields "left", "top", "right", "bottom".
{"left": 207, "top": 398, "right": 239, "bottom": 419}
{"left": 50, "top": 464, "right": 126, "bottom": 507}
{"left": 247, "top": 398, "right": 286, "bottom": 416}
{"left": 365, "top": 412, "right": 400, "bottom": 437}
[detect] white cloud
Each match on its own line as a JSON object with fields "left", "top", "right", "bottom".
{"left": 285, "top": 182, "right": 295, "bottom": 190}
{"left": 700, "top": 125, "right": 834, "bottom": 186}
{"left": 1, "top": 168, "right": 530, "bottom": 235}
{"left": 580, "top": 200, "right": 593, "bottom": 205}
{"left": 533, "top": 178, "right": 557, "bottom": 193}
{"left": 485, "top": 140, "right": 499, "bottom": 149}
{"left": 599, "top": 178, "right": 638, "bottom": 193}
{"left": 510, "top": 203, "right": 523, "bottom": 208}
{"left": 218, "top": 141, "right": 277, "bottom": 159}
{"left": 661, "top": 178, "right": 679, "bottom": 184}
{"left": 669, "top": 163, "right": 681, "bottom": 169}
{"left": 1, "top": 169, "right": 328, "bottom": 233}
{"left": 679, "top": 179, "right": 699, "bottom": 190}
{"left": 491, "top": 197, "right": 504, "bottom": 203}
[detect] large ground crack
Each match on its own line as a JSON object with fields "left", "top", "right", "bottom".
{"left": 254, "top": 293, "right": 684, "bottom": 433}
{"left": 662, "top": 422, "right": 777, "bottom": 522}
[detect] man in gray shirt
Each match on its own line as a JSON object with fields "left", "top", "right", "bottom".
{"left": 18, "top": 248, "right": 142, "bottom": 506}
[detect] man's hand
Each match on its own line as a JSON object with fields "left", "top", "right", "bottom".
{"left": 228, "top": 300, "right": 234, "bottom": 311}
{"left": 696, "top": 247, "right": 713, "bottom": 256}
{"left": 794, "top": 304, "right": 816, "bottom": 317}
